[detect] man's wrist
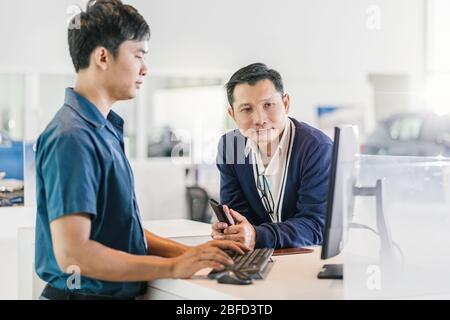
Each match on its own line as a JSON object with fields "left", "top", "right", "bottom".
{"left": 167, "top": 257, "right": 177, "bottom": 279}
{"left": 250, "top": 225, "right": 257, "bottom": 249}
{"left": 174, "top": 243, "right": 191, "bottom": 257}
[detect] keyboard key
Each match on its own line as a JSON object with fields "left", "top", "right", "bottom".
{"left": 208, "top": 248, "right": 274, "bottom": 280}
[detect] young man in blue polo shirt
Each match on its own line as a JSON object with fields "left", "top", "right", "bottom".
{"left": 212, "top": 63, "right": 333, "bottom": 250}
{"left": 35, "top": 0, "right": 247, "bottom": 300}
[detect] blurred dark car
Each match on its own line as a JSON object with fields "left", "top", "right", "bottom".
{"left": 362, "top": 112, "right": 450, "bottom": 157}
{"left": 0, "top": 129, "right": 24, "bottom": 179}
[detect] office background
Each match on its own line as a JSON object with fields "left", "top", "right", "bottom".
{"left": 0, "top": 0, "right": 449, "bottom": 299}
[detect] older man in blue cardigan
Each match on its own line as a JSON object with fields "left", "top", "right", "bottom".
{"left": 212, "top": 63, "right": 333, "bottom": 249}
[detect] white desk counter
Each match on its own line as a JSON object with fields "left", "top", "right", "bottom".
{"left": 143, "top": 219, "right": 343, "bottom": 300}
{"left": 143, "top": 219, "right": 212, "bottom": 246}
{"left": 17, "top": 218, "right": 342, "bottom": 300}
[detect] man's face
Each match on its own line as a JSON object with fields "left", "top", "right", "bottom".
{"left": 229, "top": 79, "right": 290, "bottom": 145}
{"left": 105, "top": 40, "right": 148, "bottom": 100}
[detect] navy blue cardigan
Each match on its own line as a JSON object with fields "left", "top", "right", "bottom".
{"left": 216, "top": 118, "right": 333, "bottom": 249}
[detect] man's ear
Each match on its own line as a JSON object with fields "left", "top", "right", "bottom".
{"left": 227, "top": 105, "right": 235, "bottom": 120}
{"left": 282, "top": 93, "right": 290, "bottom": 114}
{"left": 92, "top": 47, "right": 109, "bottom": 71}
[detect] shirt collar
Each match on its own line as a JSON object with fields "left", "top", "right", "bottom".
{"left": 64, "top": 87, "right": 124, "bottom": 130}
{"left": 107, "top": 110, "right": 124, "bottom": 131}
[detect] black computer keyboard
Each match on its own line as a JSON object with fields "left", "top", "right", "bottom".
{"left": 208, "top": 248, "right": 274, "bottom": 280}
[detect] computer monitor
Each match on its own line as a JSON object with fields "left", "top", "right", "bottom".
{"left": 318, "top": 125, "right": 359, "bottom": 279}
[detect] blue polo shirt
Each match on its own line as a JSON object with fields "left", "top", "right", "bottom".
{"left": 35, "top": 88, "right": 148, "bottom": 298}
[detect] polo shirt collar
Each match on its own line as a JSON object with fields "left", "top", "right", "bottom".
{"left": 107, "top": 110, "right": 124, "bottom": 131}
{"left": 64, "top": 87, "right": 126, "bottom": 130}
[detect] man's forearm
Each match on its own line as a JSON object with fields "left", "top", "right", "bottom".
{"left": 255, "top": 216, "right": 323, "bottom": 248}
{"left": 144, "top": 229, "right": 190, "bottom": 257}
{"left": 59, "top": 239, "right": 175, "bottom": 282}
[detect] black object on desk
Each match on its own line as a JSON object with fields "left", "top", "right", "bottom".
{"left": 317, "top": 264, "right": 343, "bottom": 280}
{"left": 216, "top": 270, "right": 252, "bottom": 285}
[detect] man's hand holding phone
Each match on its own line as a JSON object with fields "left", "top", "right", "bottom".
{"left": 210, "top": 201, "right": 256, "bottom": 250}
{"left": 208, "top": 199, "right": 235, "bottom": 226}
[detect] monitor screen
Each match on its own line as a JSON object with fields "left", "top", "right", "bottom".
{"left": 318, "top": 125, "right": 359, "bottom": 279}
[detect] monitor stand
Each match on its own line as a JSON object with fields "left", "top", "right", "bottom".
{"left": 317, "top": 179, "right": 395, "bottom": 281}
{"left": 353, "top": 179, "right": 395, "bottom": 261}
{"left": 317, "top": 264, "right": 343, "bottom": 279}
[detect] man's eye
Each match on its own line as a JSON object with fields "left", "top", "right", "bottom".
{"left": 136, "top": 56, "right": 143, "bottom": 59}
{"left": 264, "top": 103, "right": 273, "bottom": 108}
{"left": 241, "top": 108, "right": 251, "bottom": 112}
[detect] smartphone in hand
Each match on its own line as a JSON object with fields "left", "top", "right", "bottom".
{"left": 208, "top": 198, "right": 235, "bottom": 226}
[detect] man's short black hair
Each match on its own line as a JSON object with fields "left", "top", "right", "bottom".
{"left": 226, "top": 63, "right": 284, "bottom": 106}
{"left": 68, "top": 0, "right": 150, "bottom": 72}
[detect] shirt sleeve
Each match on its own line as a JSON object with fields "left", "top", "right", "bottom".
{"left": 254, "top": 142, "right": 333, "bottom": 248}
{"left": 39, "top": 130, "right": 101, "bottom": 222}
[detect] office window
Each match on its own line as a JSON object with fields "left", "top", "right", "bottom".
{"left": 0, "top": 74, "right": 25, "bottom": 140}
{"left": 144, "top": 76, "right": 226, "bottom": 200}
{"left": 145, "top": 77, "right": 225, "bottom": 162}
{"left": 0, "top": 73, "right": 25, "bottom": 207}
{"left": 152, "top": 86, "right": 226, "bottom": 161}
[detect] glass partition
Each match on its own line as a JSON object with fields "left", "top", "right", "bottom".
{"left": 344, "top": 155, "right": 450, "bottom": 299}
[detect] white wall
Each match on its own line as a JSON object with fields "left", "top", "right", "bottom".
{"left": 0, "top": 0, "right": 425, "bottom": 126}
{"left": 427, "top": 0, "right": 450, "bottom": 72}
{"left": 0, "top": 207, "right": 35, "bottom": 299}
{"left": 425, "top": 0, "right": 450, "bottom": 116}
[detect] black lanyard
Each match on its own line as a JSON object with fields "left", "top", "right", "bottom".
{"left": 254, "top": 121, "right": 294, "bottom": 222}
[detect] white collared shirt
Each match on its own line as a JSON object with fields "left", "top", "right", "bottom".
{"left": 245, "top": 118, "right": 295, "bottom": 222}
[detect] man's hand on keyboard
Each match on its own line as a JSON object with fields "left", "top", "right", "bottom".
{"left": 198, "top": 239, "right": 250, "bottom": 256}
{"left": 170, "top": 240, "right": 250, "bottom": 279}
{"left": 212, "top": 206, "right": 256, "bottom": 250}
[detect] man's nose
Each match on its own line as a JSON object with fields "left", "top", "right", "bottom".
{"left": 253, "top": 107, "right": 268, "bottom": 126}
{"left": 140, "top": 61, "right": 148, "bottom": 77}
